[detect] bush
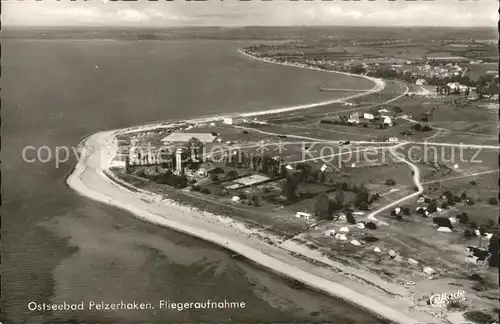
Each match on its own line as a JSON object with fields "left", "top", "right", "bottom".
{"left": 200, "top": 187, "right": 211, "bottom": 194}
{"left": 365, "top": 222, "right": 377, "bottom": 230}
{"left": 396, "top": 215, "right": 403, "bottom": 221}
{"left": 191, "top": 185, "right": 201, "bottom": 192}
{"left": 385, "top": 179, "right": 396, "bottom": 186}
{"left": 464, "top": 229, "right": 475, "bottom": 238}
{"left": 488, "top": 197, "right": 498, "bottom": 205}
{"left": 402, "top": 207, "right": 411, "bottom": 216}
{"left": 463, "top": 310, "right": 494, "bottom": 324}
{"left": 458, "top": 212, "right": 469, "bottom": 224}
{"left": 210, "top": 174, "right": 219, "bottom": 182}
{"left": 346, "top": 212, "right": 356, "bottom": 224}
{"left": 427, "top": 202, "right": 438, "bottom": 213}
{"left": 362, "top": 236, "right": 379, "bottom": 243}
{"left": 469, "top": 222, "right": 477, "bottom": 229}
{"left": 470, "top": 180, "right": 477, "bottom": 185}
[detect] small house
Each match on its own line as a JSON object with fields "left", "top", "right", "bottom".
{"left": 350, "top": 240, "right": 361, "bottom": 246}
{"left": 356, "top": 223, "right": 365, "bottom": 229}
{"left": 423, "top": 267, "right": 434, "bottom": 275}
{"left": 296, "top": 212, "right": 312, "bottom": 220}
{"left": 373, "top": 247, "right": 382, "bottom": 253}
{"left": 339, "top": 227, "right": 350, "bottom": 233}
{"left": 437, "top": 227, "right": 452, "bottom": 233}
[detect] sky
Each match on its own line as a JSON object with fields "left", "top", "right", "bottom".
{"left": 3, "top": 0, "right": 499, "bottom": 27}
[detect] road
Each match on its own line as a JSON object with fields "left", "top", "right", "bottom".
{"left": 366, "top": 143, "right": 423, "bottom": 225}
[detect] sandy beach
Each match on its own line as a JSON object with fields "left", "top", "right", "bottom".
{"left": 66, "top": 54, "right": 441, "bottom": 324}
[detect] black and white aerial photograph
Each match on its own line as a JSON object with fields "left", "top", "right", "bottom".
{"left": 1, "top": 0, "right": 499, "bottom": 323}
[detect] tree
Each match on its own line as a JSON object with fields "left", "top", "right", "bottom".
{"left": 469, "top": 222, "right": 477, "bottom": 229}
{"left": 335, "top": 189, "right": 345, "bottom": 208}
{"left": 252, "top": 195, "right": 260, "bottom": 207}
{"left": 458, "top": 212, "right": 469, "bottom": 224}
{"left": 386, "top": 179, "right": 396, "bottom": 186}
{"left": 282, "top": 179, "right": 298, "bottom": 202}
{"left": 313, "top": 193, "right": 332, "bottom": 220}
{"left": 319, "top": 172, "right": 326, "bottom": 183}
{"left": 354, "top": 183, "right": 369, "bottom": 209}
{"left": 210, "top": 174, "right": 219, "bottom": 182}
{"left": 427, "top": 201, "right": 438, "bottom": 213}
{"left": 488, "top": 233, "right": 499, "bottom": 268}
{"left": 488, "top": 197, "right": 498, "bottom": 205}
{"left": 346, "top": 212, "right": 356, "bottom": 224}
{"left": 125, "top": 156, "right": 132, "bottom": 174}
{"left": 226, "top": 170, "right": 238, "bottom": 180}
{"left": 365, "top": 222, "right": 377, "bottom": 230}
{"left": 402, "top": 207, "right": 411, "bottom": 216}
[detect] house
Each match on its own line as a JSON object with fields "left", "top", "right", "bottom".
{"left": 232, "top": 196, "right": 241, "bottom": 202}
{"left": 423, "top": 267, "right": 434, "bottom": 275}
{"left": 296, "top": 212, "right": 312, "bottom": 220}
{"left": 388, "top": 137, "right": 398, "bottom": 142}
{"left": 356, "top": 223, "right": 365, "bottom": 229}
{"left": 468, "top": 88, "right": 479, "bottom": 101}
{"left": 223, "top": 116, "right": 245, "bottom": 125}
{"left": 383, "top": 116, "right": 393, "bottom": 126}
{"left": 416, "top": 79, "right": 426, "bottom": 86}
{"left": 437, "top": 227, "right": 452, "bottom": 233}
{"left": 363, "top": 113, "right": 375, "bottom": 120}
{"left": 161, "top": 132, "right": 217, "bottom": 144}
{"left": 335, "top": 234, "right": 348, "bottom": 241}
{"left": 373, "top": 247, "right": 382, "bottom": 253}
{"left": 339, "top": 227, "right": 350, "bottom": 233}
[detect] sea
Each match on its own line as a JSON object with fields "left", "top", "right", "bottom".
{"left": 1, "top": 37, "right": 383, "bottom": 323}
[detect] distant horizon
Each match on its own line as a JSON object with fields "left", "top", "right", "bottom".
{"left": 4, "top": 1, "right": 498, "bottom": 28}
{"left": 3, "top": 25, "right": 498, "bottom": 30}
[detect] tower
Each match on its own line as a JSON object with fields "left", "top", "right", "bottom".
{"left": 175, "top": 148, "right": 184, "bottom": 175}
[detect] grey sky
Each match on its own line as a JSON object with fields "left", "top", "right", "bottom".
{"left": 3, "top": 1, "right": 498, "bottom": 27}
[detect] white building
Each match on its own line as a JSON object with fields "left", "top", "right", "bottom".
{"left": 416, "top": 79, "right": 426, "bottom": 86}
{"left": 223, "top": 116, "right": 245, "bottom": 125}
{"left": 363, "top": 113, "right": 375, "bottom": 120}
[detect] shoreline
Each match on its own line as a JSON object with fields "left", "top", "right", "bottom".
{"left": 66, "top": 51, "right": 437, "bottom": 324}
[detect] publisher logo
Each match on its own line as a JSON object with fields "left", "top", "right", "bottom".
{"left": 429, "top": 289, "right": 466, "bottom": 307}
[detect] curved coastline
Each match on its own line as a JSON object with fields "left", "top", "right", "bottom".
{"left": 66, "top": 51, "right": 431, "bottom": 324}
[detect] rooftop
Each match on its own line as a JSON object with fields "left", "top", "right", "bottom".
{"left": 161, "top": 132, "right": 217, "bottom": 143}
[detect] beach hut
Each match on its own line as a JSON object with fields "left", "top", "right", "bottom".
{"left": 339, "top": 227, "right": 350, "bottom": 233}
{"left": 350, "top": 240, "right": 361, "bottom": 246}
{"left": 408, "top": 258, "right": 419, "bottom": 266}
{"left": 423, "top": 267, "right": 434, "bottom": 275}
{"left": 373, "top": 247, "right": 382, "bottom": 253}
{"left": 437, "top": 227, "right": 452, "bottom": 233}
{"left": 356, "top": 223, "right": 365, "bottom": 229}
